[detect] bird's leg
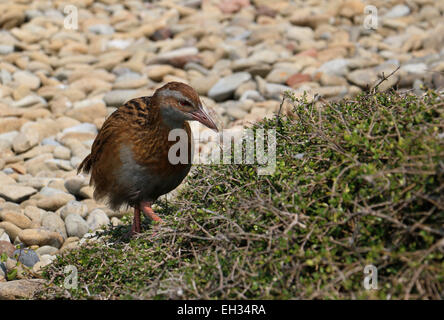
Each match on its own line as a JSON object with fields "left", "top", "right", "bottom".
{"left": 131, "top": 205, "right": 142, "bottom": 234}
{"left": 140, "top": 201, "right": 163, "bottom": 223}
{"left": 123, "top": 205, "right": 142, "bottom": 239}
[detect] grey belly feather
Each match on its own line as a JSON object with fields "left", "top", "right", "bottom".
{"left": 111, "top": 144, "right": 190, "bottom": 208}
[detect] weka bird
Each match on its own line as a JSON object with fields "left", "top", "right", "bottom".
{"left": 78, "top": 82, "right": 218, "bottom": 236}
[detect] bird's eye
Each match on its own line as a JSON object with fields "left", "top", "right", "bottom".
{"left": 179, "top": 100, "right": 192, "bottom": 107}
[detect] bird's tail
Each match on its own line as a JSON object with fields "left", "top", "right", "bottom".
{"left": 77, "top": 154, "right": 92, "bottom": 174}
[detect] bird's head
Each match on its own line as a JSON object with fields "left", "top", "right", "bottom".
{"left": 153, "top": 82, "right": 218, "bottom": 132}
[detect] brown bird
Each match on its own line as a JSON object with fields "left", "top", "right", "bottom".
{"left": 78, "top": 82, "right": 218, "bottom": 236}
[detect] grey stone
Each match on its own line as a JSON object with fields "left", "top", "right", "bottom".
{"left": 41, "top": 212, "right": 67, "bottom": 239}
{"left": 318, "top": 59, "right": 350, "bottom": 76}
{"left": 240, "top": 90, "right": 264, "bottom": 102}
{"left": 60, "top": 200, "right": 89, "bottom": 220}
{"left": 64, "top": 177, "right": 88, "bottom": 196}
{"left": 62, "top": 123, "right": 97, "bottom": 135}
{"left": 208, "top": 72, "right": 252, "bottom": 101}
{"left": 39, "top": 187, "right": 66, "bottom": 197}
{"left": 0, "top": 44, "right": 14, "bottom": 55}
{"left": 346, "top": 69, "right": 379, "bottom": 88}
{"left": 65, "top": 214, "right": 89, "bottom": 238}
{"left": 41, "top": 137, "right": 61, "bottom": 146}
{"left": 401, "top": 63, "right": 427, "bottom": 74}
{"left": 0, "top": 229, "right": 11, "bottom": 243}
{"left": 13, "top": 248, "right": 40, "bottom": 267}
{"left": 0, "top": 69, "right": 11, "bottom": 85}
{"left": 86, "top": 209, "right": 110, "bottom": 231}
{"left": 88, "top": 24, "right": 114, "bottom": 35}
{"left": 384, "top": 4, "right": 410, "bottom": 18}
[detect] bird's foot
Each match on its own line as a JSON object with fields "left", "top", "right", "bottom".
{"left": 140, "top": 201, "right": 163, "bottom": 236}
{"left": 140, "top": 201, "right": 164, "bottom": 223}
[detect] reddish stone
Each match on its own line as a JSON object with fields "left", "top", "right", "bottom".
{"left": 219, "top": 0, "right": 250, "bottom": 14}
{"left": 150, "top": 28, "right": 172, "bottom": 41}
{"left": 168, "top": 55, "right": 200, "bottom": 68}
{"left": 286, "top": 73, "right": 312, "bottom": 87}
{"left": 0, "top": 240, "right": 15, "bottom": 258}
{"left": 285, "top": 42, "right": 297, "bottom": 52}
{"left": 297, "top": 48, "right": 318, "bottom": 58}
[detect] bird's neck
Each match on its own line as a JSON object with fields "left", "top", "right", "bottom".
{"left": 159, "top": 105, "right": 187, "bottom": 130}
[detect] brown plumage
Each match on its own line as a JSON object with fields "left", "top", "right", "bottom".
{"left": 78, "top": 82, "right": 218, "bottom": 236}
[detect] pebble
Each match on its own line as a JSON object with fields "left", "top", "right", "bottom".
{"left": 59, "top": 240, "right": 79, "bottom": 253}
{"left": 0, "top": 279, "right": 45, "bottom": 299}
{"left": 0, "top": 222, "right": 22, "bottom": 242}
{"left": 65, "top": 214, "right": 89, "bottom": 238}
{"left": 346, "top": 69, "right": 379, "bottom": 88}
{"left": 0, "top": 211, "right": 32, "bottom": 229}
{"left": 208, "top": 72, "right": 251, "bottom": 101}
{"left": 0, "top": 44, "right": 14, "bottom": 55}
{"left": 23, "top": 206, "right": 45, "bottom": 225}
{"left": 0, "top": 229, "right": 11, "bottom": 242}
{"left": 41, "top": 212, "right": 67, "bottom": 239}
{"left": 155, "top": 47, "right": 199, "bottom": 64}
{"left": 35, "top": 245, "right": 58, "bottom": 256}
{"left": 240, "top": 90, "right": 264, "bottom": 102}
{"left": 12, "top": 71, "right": 41, "bottom": 90}
{"left": 0, "top": 240, "right": 15, "bottom": 257}
{"left": 190, "top": 74, "right": 219, "bottom": 96}
{"left": 18, "top": 229, "right": 64, "bottom": 248}
{"left": 12, "top": 131, "right": 40, "bottom": 153}
{"left": 62, "top": 123, "right": 98, "bottom": 136}
{"left": 103, "top": 90, "right": 138, "bottom": 106}
{"left": 13, "top": 248, "right": 39, "bottom": 267}
{"left": 318, "top": 59, "right": 350, "bottom": 77}
{"left": 287, "top": 74, "right": 312, "bottom": 87}
{"left": 53, "top": 145, "right": 71, "bottom": 160}
{"left": 384, "top": 5, "right": 411, "bottom": 18}
{"left": 88, "top": 24, "right": 114, "bottom": 35}
{"left": 86, "top": 209, "right": 110, "bottom": 231}
{"left": 11, "top": 95, "right": 46, "bottom": 108}
{"left": 64, "top": 178, "right": 88, "bottom": 197}
{"left": 401, "top": 63, "right": 427, "bottom": 74}
{"left": 0, "top": 172, "right": 16, "bottom": 185}
{"left": 60, "top": 200, "right": 89, "bottom": 220}
{"left": 266, "top": 68, "right": 297, "bottom": 84}
{"left": 0, "top": 185, "right": 37, "bottom": 203}
{"left": 32, "top": 254, "right": 56, "bottom": 273}
{"left": 79, "top": 186, "right": 94, "bottom": 199}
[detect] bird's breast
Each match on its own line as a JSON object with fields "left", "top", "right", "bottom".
{"left": 115, "top": 122, "right": 192, "bottom": 201}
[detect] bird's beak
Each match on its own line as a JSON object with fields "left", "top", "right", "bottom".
{"left": 190, "top": 105, "right": 219, "bottom": 132}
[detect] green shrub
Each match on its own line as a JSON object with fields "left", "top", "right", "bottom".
{"left": 38, "top": 90, "right": 444, "bottom": 299}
